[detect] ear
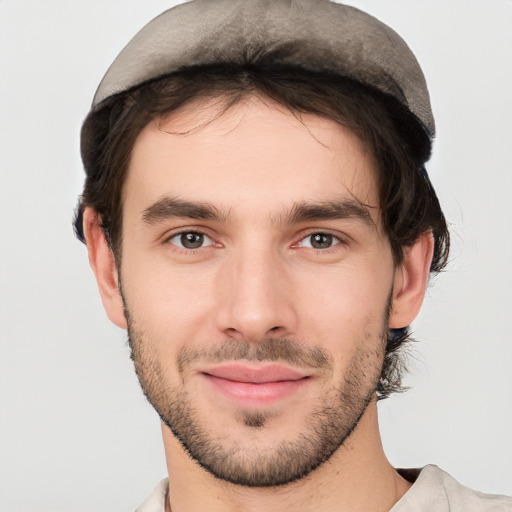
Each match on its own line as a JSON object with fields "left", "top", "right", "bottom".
{"left": 389, "top": 231, "right": 435, "bottom": 329}
{"left": 82, "top": 207, "right": 127, "bottom": 329}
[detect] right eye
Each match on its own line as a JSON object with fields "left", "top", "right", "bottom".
{"left": 167, "top": 231, "right": 214, "bottom": 250}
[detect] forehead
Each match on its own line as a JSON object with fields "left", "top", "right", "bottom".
{"left": 125, "top": 95, "right": 379, "bottom": 218}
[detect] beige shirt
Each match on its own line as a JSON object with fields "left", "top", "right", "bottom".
{"left": 135, "top": 465, "right": 512, "bottom": 511}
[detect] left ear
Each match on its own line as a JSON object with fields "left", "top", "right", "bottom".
{"left": 389, "top": 231, "right": 435, "bottom": 329}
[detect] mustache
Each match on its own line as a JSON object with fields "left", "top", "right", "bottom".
{"left": 177, "top": 338, "right": 334, "bottom": 374}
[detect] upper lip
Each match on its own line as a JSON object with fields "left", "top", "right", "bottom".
{"left": 201, "top": 363, "right": 308, "bottom": 383}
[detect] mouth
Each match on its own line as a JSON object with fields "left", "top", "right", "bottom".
{"left": 199, "top": 363, "right": 311, "bottom": 406}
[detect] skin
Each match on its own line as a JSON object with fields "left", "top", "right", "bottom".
{"left": 84, "top": 96, "right": 434, "bottom": 511}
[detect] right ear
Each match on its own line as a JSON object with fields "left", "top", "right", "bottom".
{"left": 82, "top": 207, "right": 127, "bottom": 329}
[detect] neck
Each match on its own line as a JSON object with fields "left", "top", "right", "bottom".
{"left": 161, "top": 402, "right": 411, "bottom": 512}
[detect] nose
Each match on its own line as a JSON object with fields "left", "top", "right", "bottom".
{"left": 215, "top": 244, "right": 298, "bottom": 343}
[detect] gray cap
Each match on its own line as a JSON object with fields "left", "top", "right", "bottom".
{"left": 88, "top": 0, "right": 434, "bottom": 138}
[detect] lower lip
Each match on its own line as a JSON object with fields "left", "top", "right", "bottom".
{"left": 202, "top": 374, "right": 309, "bottom": 406}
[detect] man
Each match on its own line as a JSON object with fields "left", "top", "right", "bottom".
{"left": 73, "top": 0, "right": 512, "bottom": 510}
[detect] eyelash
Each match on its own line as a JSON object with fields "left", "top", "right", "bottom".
{"left": 290, "top": 231, "right": 347, "bottom": 257}
{"left": 164, "top": 229, "right": 346, "bottom": 254}
{"left": 165, "top": 230, "right": 217, "bottom": 252}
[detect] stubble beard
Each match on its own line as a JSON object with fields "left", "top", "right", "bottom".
{"left": 125, "top": 305, "right": 388, "bottom": 488}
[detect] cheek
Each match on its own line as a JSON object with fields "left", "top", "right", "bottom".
{"left": 121, "top": 237, "right": 394, "bottom": 356}
{"left": 294, "top": 261, "right": 392, "bottom": 333}
{"left": 121, "top": 257, "right": 218, "bottom": 351}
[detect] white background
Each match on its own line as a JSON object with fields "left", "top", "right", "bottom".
{"left": 1, "top": 1, "right": 511, "bottom": 510}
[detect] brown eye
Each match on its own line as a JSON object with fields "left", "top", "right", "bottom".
{"left": 311, "top": 233, "right": 333, "bottom": 249}
{"left": 168, "top": 231, "right": 213, "bottom": 249}
{"left": 301, "top": 233, "right": 340, "bottom": 249}
{"left": 181, "top": 232, "right": 204, "bottom": 249}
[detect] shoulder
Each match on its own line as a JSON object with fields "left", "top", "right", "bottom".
{"left": 134, "top": 477, "right": 168, "bottom": 512}
{"left": 393, "top": 465, "right": 512, "bottom": 512}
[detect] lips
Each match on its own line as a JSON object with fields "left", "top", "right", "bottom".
{"left": 200, "top": 363, "right": 310, "bottom": 405}
{"left": 203, "top": 363, "right": 307, "bottom": 383}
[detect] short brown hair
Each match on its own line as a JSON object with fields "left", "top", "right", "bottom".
{"left": 74, "top": 65, "right": 450, "bottom": 398}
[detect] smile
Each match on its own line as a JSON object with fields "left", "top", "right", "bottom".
{"left": 200, "top": 363, "right": 311, "bottom": 406}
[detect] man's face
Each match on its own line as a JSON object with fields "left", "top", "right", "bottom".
{"left": 119, "top": 96, "right": 396, "bottom": 486}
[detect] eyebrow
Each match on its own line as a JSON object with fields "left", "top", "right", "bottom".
{"left": 284, "top": 199, "right": 376, "bottom": 229}
{"left": 142, "top": 196, "right": 230, "bottom": 224}
{"left": 141, "top": 195, "right": 376, "bottom": 228}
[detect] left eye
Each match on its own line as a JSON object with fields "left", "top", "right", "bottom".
{"left": 167, "top": 232, "right": 214, "bottom": 249}
{"left": 299, "top": 233, "right": 341, "bottom": 249}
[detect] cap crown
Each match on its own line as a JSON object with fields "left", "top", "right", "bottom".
{"left": 92, "top": 0, "right": 434, "bottom": 137}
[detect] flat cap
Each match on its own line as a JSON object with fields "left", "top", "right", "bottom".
{"left": 89, "top": 0, "right": 434, "bottom": 139}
